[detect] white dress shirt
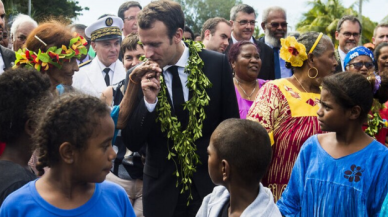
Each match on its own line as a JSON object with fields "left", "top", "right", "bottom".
{"left": 97, "top": 58, "right": 116, "bottom": 85}
{"left": 145, "top": 42, "right": 189, "bottom": 112}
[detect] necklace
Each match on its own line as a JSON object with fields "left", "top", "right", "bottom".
{"left": 293, "top": 75, "right": 308, "bottom": 93}
{"left": 156, "top": 40, "right": 211, "bottom": 204}
{"left": 234, "top": 77, "right": 257, "bottom": 100}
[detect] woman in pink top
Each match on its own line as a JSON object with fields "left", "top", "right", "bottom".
{"left": 228, "top": 41, "right": 266, "bottom": 119}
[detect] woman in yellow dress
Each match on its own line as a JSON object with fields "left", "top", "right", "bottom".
{"left": 247, "top": 32, "right": 338, "bottom": 201}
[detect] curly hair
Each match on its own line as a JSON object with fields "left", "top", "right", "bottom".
{"left": 0, "top": 68, "right": 51, "bottom": 144}
{"left": 228, "top": 41, "right": 259, "bottom": 65}
{"left": 33, "top": 93, "right": 110, "bottom": 176}
{"left": 322, "top": 72, "right": 374, "bottom": 123}
{"left": 211, "top": 118, "right": 272, "bottom": 185}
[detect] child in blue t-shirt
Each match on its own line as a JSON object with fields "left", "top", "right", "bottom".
{"left": 277, "top": 72, "right": 388, "bottom": 216}
{"left": 0, "top": 94, "right": 135, "bottom": 217}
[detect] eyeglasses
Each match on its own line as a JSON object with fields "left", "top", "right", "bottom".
{"left": 347, "top": 62, "right": 374, "bottom": 70}
{"left": 237, "top": 20, "right": 256, "bottom": 26}
{"left": 2, "top": 32, "right": 7, "bottom": 39}
{"left": 269, "top": 22, "right": 288, "bottom": 28}
{"left": 342, "top": 32, "right": 360, "bottom": 38}
{"left": 124, "top": 16, "right": 136, "bottom": 21}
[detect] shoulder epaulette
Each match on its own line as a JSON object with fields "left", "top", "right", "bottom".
{"left": 78, "top": 60, "right": 92, "bottom": 68}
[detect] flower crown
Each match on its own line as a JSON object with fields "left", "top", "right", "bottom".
{"left": 13, "top": 33, "right": 88, "bottom": 72}
{"left": 279, "top": 36, "right": 308, "bottom": 67}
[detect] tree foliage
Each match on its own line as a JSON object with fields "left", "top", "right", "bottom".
{"left": 174, "top": 0, "right": 242, "bottom": 33}
{"left": 3, "top": 0, "right": 88, "bottom": 23}
{"left": 296, "top": 0, "right": 377, "bottom": 45}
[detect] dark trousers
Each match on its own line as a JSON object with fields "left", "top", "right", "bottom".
{"left": 172, "top": 184, "right": 202, "bottom": 217}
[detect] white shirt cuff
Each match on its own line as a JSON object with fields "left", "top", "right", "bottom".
{"left": 144, "top": 97, "right": 158, "bottom": 112}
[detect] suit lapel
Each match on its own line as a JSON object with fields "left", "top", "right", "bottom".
{"left": 85, "top": 58, "right": 107, "bottom": 94}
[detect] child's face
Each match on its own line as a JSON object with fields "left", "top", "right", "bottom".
{"left": 207, "top": 139, "right": 223, "bottom": 185}
{"left": 317, "top": 88, "right": 349, "bottom": 132}
{"left": 74, "top": 114, "right": 116, "bottom": 183}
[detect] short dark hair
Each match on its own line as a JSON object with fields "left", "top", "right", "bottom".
{"left": 374, "top": 23, "right": 388, "bottom": 37}
{"left": 184, "top": 26, "right": 194, "bottom": 40}
{"left": 70, "top": 23, "right": 87, "bottom": 31}
{"left": 98, "top": 14, "right": 116, "bottom": 20}
{"left": 34, "top": 93, "right": 111, "bottom": 176}
{"left": 336, "top": 15, "right": 362, "bottom": 33}
{"left": 322, "top": 72, "right": 373, "bottom": 123}
{"left": 211, "top": 118, "right": 272, "bottom": 185}
{"left": 118, "top": 1, "right": 142, "bottom": 21}
{"left": 0, "top": 68, "right": 51, "bottom": 143}
{"left": 138, "top": 0, "right": 184, "bottom": 40}
{"left": 230, "top": 4, "right": 256, "bottom": 21}
{"left": 120, "top": 33, "right": 142, "bottom": 57}
{"left": 201, "top": 17, "right": 231, "bottom": 40}
{"left": 228, "top": 41, "right": 259, "bottom": 65}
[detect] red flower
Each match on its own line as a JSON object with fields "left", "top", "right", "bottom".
{"left": 288, "top": 47, "right": 299, "bottom": 56}
{"left": 49, "top": 51, "right": 59, "bottom": 62}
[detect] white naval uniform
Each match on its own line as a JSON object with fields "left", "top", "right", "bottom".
{"left": 72, "top": 57, "right": 126, "bottom": 97}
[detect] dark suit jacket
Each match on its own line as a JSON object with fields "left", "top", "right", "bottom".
{"left": 122, "top": 49, "right": 239, "bottom": 217}
{"left": 334, "top": 49, "right": 343, "bottom": 73}
{"left": 0, "top": 46, "right": 16, "bottom": 71}
{"left": 224, "top": 37, "right": 275, "bottom": 80}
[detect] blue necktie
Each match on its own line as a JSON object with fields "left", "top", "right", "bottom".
{"left": 273, "top": 47, "right": 281, "bottom": 79}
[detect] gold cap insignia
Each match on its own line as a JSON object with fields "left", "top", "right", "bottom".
{"left": 105, "top": 18, "right": 113, "bottom": 26}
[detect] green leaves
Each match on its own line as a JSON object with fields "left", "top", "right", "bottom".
{"left": 365, "top": 100, "right": 385, "bottom": 138}
{"left": 155, "top": 40, "right": 212, "bottom": 204}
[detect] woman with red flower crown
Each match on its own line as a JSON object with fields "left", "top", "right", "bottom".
{"left": 247, "top": 32, "right": 338, "bottom": 201}
{"left": 13, "top": 20, "right": 87, "bottom": 94}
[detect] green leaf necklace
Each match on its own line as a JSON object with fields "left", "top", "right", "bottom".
{"left": 156, "top": 40, "right": 212, "bottom": 204}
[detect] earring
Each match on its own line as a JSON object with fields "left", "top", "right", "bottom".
{"left": 308, "top": 67, "right": 319, "bottom": 79}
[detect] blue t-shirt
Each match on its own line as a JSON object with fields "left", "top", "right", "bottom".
{"left": 0, "top": 180, "right": 135, "bottom": 217}
{"left": 277, "top": 135, "right": 388, "bottom": 217}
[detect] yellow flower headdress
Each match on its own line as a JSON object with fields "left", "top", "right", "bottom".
{"left": 279, "top": 36, "right": 308, "bottom": 67}
{"left": 13, "top": 33, "right": 88, "bottom": 72}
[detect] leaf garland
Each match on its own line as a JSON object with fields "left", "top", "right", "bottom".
{"left": 365, "top": 99, "right": 385, "bottom": 137}
{"left": 156, "top": 40, "right": 212, "bottom": 204}
{"left": 13, "top": 34, "right": 88, "bottom": 72}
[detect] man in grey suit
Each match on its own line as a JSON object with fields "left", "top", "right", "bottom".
{"left": 0, "top": 0, "right": 15, "bottom": 74}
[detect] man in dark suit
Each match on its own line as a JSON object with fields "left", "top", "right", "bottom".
{"left": 260, "top": 6, "right": 292, "bottom": 79}
{"left": 224, "top": 4, "right": 275, "bottom": 80}
{"left": 0, "top": 0, "right": 15, "bottom": 74}
{"left": 121, "top": 1, "right": 239, "bottom": 217}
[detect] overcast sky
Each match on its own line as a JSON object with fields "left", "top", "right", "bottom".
{"left": 74, "top": 0, "right": 388, "bottom": 32}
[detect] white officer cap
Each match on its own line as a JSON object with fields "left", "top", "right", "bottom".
{"left": 86, "top": 16, "right": 124, "bottom": 42}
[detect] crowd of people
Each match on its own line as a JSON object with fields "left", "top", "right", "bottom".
{"left": 1, "top": 0, "right": 388, "bottom": 216}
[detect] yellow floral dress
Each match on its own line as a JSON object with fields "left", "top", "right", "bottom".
{"left": 247, "top": 78, "right": 321, "bottom": 201}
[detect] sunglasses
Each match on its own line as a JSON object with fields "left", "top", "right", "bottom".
{"left": 269, "top": 22, "right": 288, "bottom": 28}
{"left": 347, "top": 62, "right": 374, "bottom": 70}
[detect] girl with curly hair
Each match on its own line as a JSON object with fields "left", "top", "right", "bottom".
{"left": 0, "top": 94, "right": 135, "bottom": 217}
